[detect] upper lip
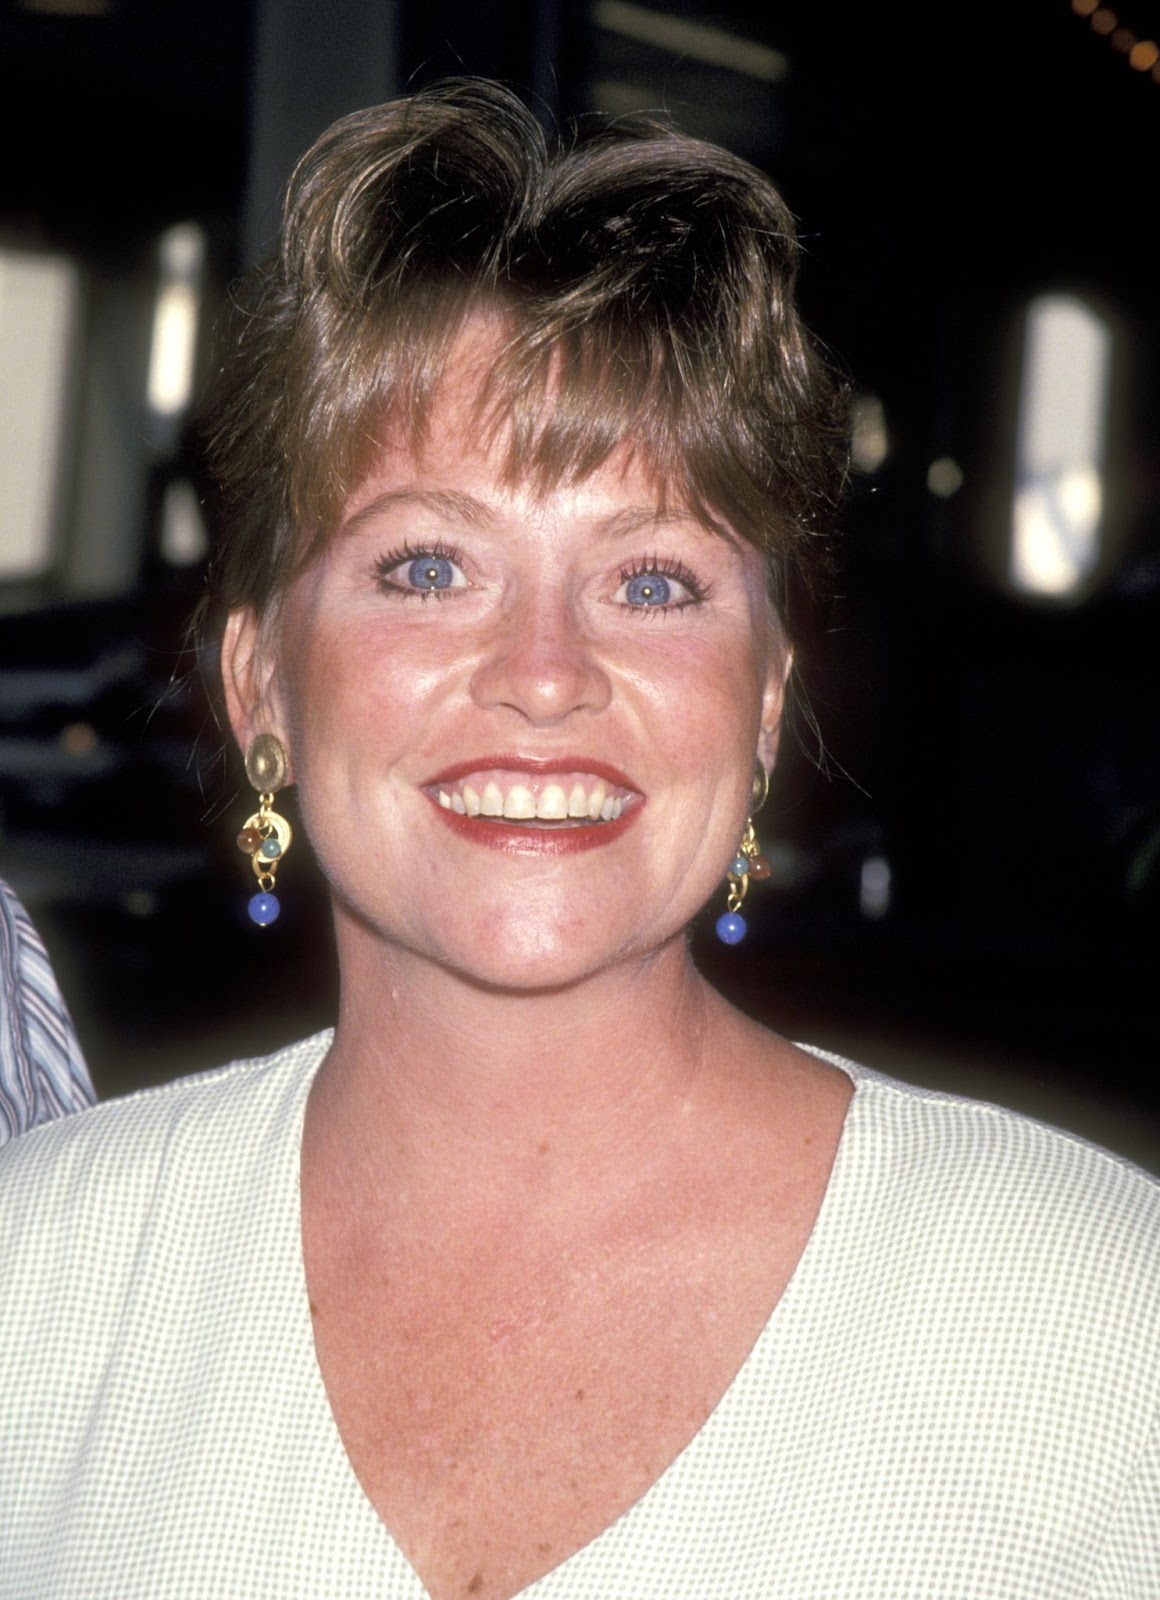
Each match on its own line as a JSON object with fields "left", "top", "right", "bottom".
{"left": 422, "top": 754, "right": 641, "bottom": 790}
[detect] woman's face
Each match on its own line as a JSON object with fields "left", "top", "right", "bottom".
{"left": 224, "top": 340, "right": 789, "bottom": 991}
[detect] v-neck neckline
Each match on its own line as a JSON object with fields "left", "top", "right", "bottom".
{"left": 280, "top": 1035, "right": 868, "bottom": 1599}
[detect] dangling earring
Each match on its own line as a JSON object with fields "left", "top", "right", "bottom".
{"left": 236, "top": 733, "right": 292, "bottom": 926}
{"left": 715, "top": 764, "right": 772, "bottom": 945}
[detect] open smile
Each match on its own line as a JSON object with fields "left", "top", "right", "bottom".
{"left": 421, "top": 759, "right": 643, "bottom": 853}
{"left": 428, "top": 768, "right": 634, "bottom": 823}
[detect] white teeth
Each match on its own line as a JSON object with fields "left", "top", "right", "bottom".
{"left": 437, "top": 773, "right": 632, "bottom": 823}
{"left": 503, "top": 784, "right": 537, "bottom": 820}
{"left": 536, "top": 784, "right": 569, "bottom": 820}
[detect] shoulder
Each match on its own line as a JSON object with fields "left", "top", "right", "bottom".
{"left": 0, "top": 1031, "right": 333, "bottom": 1574}
{"left": 0, "top": 1030, "right": 331, "bottom": 1406}
{"left": 806, "top": 1048, "right": 1160, "bottom": 1360}
{"left": 758, "top": 1052, "right": 1160, "bottom": 1592}
{"left": 0, "top": 1029, "right": 332, "bottom": 1256}
{"left": 818, "top": 1046, "right": 1158, "bottom": 1213}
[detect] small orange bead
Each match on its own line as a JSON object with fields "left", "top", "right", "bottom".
{"left": 236, "top": 827, "right": 262, "bottom": 854}
{"left": 748, "top": 854, "right": 772, "bottom": 880}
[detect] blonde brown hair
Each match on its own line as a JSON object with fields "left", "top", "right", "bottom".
{"left": 201, "top": 78, "right": 847, "bottom": 640}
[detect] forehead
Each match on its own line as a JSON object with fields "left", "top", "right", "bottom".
{"left": 343, "top": 319, "right": 713, "bottom": 534}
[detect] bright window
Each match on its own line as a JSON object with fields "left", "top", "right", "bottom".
{"left": 0, "top": 249, "right": 80, "bottom": 582}
{"left": 1010, "top": 295, "right": 1111, "bottom": 598}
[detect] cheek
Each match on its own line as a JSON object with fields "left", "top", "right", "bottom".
{"left": 628, "top": 630, "right": 770, "bottom": 763}
{"left": 274, "top": 610, "right": 443, "bottom": 764}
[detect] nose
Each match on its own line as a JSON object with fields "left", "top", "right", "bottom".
{"left": 469, "top": 585, "right": 612, "bottom": 725}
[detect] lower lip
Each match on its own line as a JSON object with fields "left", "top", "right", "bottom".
{"left": 427, "top": 800, "right": 640, "bottom": 855}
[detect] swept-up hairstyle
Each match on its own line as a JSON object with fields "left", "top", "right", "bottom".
{"left": 201, "top": 77, "right": 847, "bottom": 642}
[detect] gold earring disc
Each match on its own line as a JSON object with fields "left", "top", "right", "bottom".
{"left": 245, "top": 733, "right": 288, "bottom": 793}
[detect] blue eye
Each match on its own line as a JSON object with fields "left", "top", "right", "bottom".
{"left": 624, "top": 572, "right": 672, "bottom": 607}
{"left": 376, "top": 545, "right": 467, "bottom": 597}
{"left": 408, "top": 555, "right": 456, "bottom": 591}
{"left": 615, "top": 559, "right": 706, "bottom": 613}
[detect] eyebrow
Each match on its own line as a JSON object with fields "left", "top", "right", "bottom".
{"left": 340, "top": 488, "right": 497, "bottom": 537}
{"left": 341, "top": 487, "right": 742, "bottom": 552}
{"left": 593, "top": 506, "right": 741, "bottom": 550}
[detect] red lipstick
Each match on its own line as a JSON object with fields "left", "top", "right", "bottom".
{"left": 427, "top": 802, "right": 639, "bottom": 855}
{"left": 420, "top": 755, "right": 643, "bottom": 853}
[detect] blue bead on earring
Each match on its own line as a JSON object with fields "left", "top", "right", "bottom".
{"left": 236, "top": 733, "right": 292, "bottom": 926}
{"left": 715, "top": 765, "right": 772, "bottom": 946}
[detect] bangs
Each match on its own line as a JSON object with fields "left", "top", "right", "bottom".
{"left": 201, "top": 81, "right": 847, "bottom": 638}
{"left": 298, "top": 290, "right": 830, "bottom": 619}
{"left": 300, "top": 304, "right": 719, "bottom": 543}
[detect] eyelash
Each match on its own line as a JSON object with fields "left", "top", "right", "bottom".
{"left": 373, "top": 540, "right": 466, "bottom": 600}
{"left": 618, "top": 555, "right": 711, "bottom": 616}
{"left": 372, "top": 544, "right": 710, "bottom": 612}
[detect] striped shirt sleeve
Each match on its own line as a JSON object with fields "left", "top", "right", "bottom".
{"left": 0, "top": 879, "right": 94, "bottom": 1144}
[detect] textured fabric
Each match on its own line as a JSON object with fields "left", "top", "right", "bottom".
{"left": 0, "top": 879, "right": 93, "bottom": 1145}
{"left": 1, "top": 1031, "right": 1157, "bottom": 1599}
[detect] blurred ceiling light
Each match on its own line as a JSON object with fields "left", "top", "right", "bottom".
{"left": 1071, "top": 0, "right": 1099, "bottom": 14}
{"left": 927, "top": 457, "right": 964, "bottom": 498}
{"left": 122, "top": 890, "right": 159, "bottom": 919}
{"left": 1111, "top": 26, "right": 1136, "bottom": 52}
{"left": 592, "top": 1, "right": 789, "bottom": 82}
{"left": 147, "top": 223, "right": 205, "bottom": 423}
{"left": 59, "top": 722, "right": 99, "bottom": 756}
{"left": 159, "top": 477, "right": 210, "bottom": 567}
{"left": 17, "top": 0, "right": 111, "bottom": 13}
{"left": 589, "top": 79, "right": 665, "bottom": 115}
{"left": 850, "top": 394, "right": 889, "bottom": 473}
{"left": 1009, "top": 295, "right": 1111, "bottom": 599}
{"left": 1130, "top": 38, "right": 1160, "bottom": 68}
{"left": 0, "top": 249, "right": 79, "bottom": 582}
{"left": 1090, "top": 7, "right": 1117, "bottom": 35}
{"left": 859, "top": 855, "right": 891, "bottom": 920}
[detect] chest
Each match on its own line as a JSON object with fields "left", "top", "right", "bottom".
{"left": 304, "top": 1206, "right": 813, "bottom": 1600}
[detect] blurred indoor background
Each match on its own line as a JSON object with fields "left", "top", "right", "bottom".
{"left": 1, "top": 0, "right": 1157, "bottom": 1166}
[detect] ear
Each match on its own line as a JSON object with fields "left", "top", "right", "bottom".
{"left": 757, "top": 641, "right": 794, "bottom": 778}
{"left": 221, "top": 607, "right": 293, "bottom": 779}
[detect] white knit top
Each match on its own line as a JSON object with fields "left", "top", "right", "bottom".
{"left": 1, "top": 1031, "right": 1157, "bottom": 1598}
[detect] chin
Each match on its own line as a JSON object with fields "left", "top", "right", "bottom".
{"left": 434, "top": 919, "right": 642, "bottom": 995}
{"left": 424, "top": 905, "right": 681, "bottom": 996}
{"left": 328, "top": 862, "right": 698, "bottom": 995}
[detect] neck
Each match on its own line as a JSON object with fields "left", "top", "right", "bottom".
{"left": 307, "top": 910, "right": 757, "bottom": 1220}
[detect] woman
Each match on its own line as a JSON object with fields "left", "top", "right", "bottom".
{"left": 1, "top": 80, "right": 1156, "bottom": 1600}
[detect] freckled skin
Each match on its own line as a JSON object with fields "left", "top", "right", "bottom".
{"left": 224, "top": 330, "right": 788, "bottom": 1002}
{"left": 227, "top": 327, "right": 851, "bottom": 1600}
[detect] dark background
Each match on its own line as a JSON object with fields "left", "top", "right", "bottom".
{"left": 1, "top": 0, "right": 1157, "bottom": 1166}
